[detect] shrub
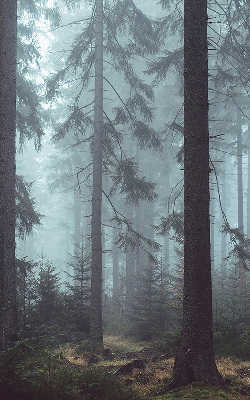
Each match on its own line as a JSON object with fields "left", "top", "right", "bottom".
{"left": 236, "top": 327, "right": 250, "bottom": 359}
{"left": 78, "top": 368, "right": 137, "bottom": 400}
{"left": 75, "top": 340, "right": 93, "bottom": 355}
{"left": 154, "top": 330, "right": 181, "bottom": 357}
{"left": 0, "top": 344, "right": 139, "bottom": 400}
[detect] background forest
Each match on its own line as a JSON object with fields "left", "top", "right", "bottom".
{"left": 0, "top": 0, "right": 250, "bottom": 399}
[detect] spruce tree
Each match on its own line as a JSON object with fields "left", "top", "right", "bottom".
{"left": 166, "top": 0, "right": 224, "bottom": 388}
{"left": 0, "top": 0, "right": 18, "bottom": 348}
{"left": 46, "top": 0, "right": 161, "bottom": 346}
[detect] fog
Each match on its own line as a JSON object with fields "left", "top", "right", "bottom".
{"left": 14, "top": 0, "right": 250, "bottom": 345}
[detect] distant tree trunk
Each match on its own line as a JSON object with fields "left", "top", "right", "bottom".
{"left": 64, "top": 226, "right": 71, "bottom": 282}
{"left": 90, "top": 0, "right": 103, "bottom": 347}
{"left": 125, "top": 205, "right": 135, "bottom": 317}
{"left": 102, "top": 227, "right": 106, "bottom": 292}
{"left": 247, "top": 132, "right": 250, "bottom": 240}
{"left": 73, "top": 185, "right": 81, "bottom": 283}
{"left": 28, "top": 233, "right": 34, "bottom": 260}
{"left": 167, "top": 0, "right": 223, "bottom": 389}
{"left": 135, "top": 205, "right": 142, "bottom": 294}
{"left": 112, "top": 227, "right": 119, "bottom": 301}
{"left": 210, "top": 181, "right": 215, "bottom": 274}
{"left": 0, "top": 1, "right": 18, "bottom": 348}
{"left": 164, "top": 157, "right": 171, "bottom": 269}
{"left": 237, "top": 108, "right": 243, "bottom": 235}
{"left": 220, "top": 171, "right": 227, "bottom": 309}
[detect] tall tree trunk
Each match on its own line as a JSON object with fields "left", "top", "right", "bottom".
{"left": 237, "top": 108, "right": 243, "bottom": 235}
{"left": 247, "top": 132, "right": 250, "bottom": 240}
{"left": 112, "top": 227, "right": 119, "bottom": 302}
{"left": 125, "top": 205, "right": 135, "bottom": 317}
{"left": 220, "top": 171, "right": 227, "bottom": 312}
{"left": 0, "top": 1, "right": 6, "bottom": 349}
{"left": 0, "top": 0, "right": 17, "bottom": 348}
{"left": 90, "top": 0, "right": 103, "bottom": 347}
{"left": 135, "top": 205, "right": 142, "bottom": 295}
{"left": 210, "top": 180, "right": 215, "bottom": 274}
{"left": 164, "top": 156, "right": 171, "bottom": 269}
{"left": 167, "top": 0, "right": 223, "bottom": 389}
{"left": 73, "top": 186, "right": 81, "bottom": 283}
{"left": 102, "top": 227, "right": 106, "bottom": 293}
{"left": 64, "top": 226, "right": 71, "bottom": 283}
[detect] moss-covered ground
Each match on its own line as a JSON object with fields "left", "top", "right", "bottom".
{"left": 60, "top": 335, "right": 250, "bottom": 399}
{"left": 0, "top": 335, "right": 249, "bottom": 399}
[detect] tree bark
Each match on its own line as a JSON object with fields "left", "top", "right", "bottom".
{"left": 210, "top": 180, "right": 215, "bottom": 274}
{"left": 90, "top": 0, "right": 103, "bottom": 347}
{"left": 0, "top": 1, "right": 6, "bottom": 349}
{"left": 125, "top": 205, "right": 135, "bottom": 317}
{"left": 220, "top": 171, "right": 227, "bottom": 312}
{"left": 237, "top": 108, "right": 243, "bottom": 235}
{"left": 73, "top": 172, "right": 82, "bottom": 285}
{"left": 247, "top": 132, "right": 250, "bottom": 240}
{"left": 167, "top": 0, "right": 223, "bottom": 389}
{"left": 112, "top": 227, "right": 119, "bottom": 302}
{"left": 164, "top": 154, "right": 171, "bottom": 269}
{"left": 0, "top": 0, "right": 17, "bottom": 348}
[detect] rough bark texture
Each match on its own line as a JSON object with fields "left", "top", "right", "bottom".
{"left": 90, "top": 0, "right": 103, "bottom": 346}
{"left": 0, "top": 0, "right": 17, "bottom": 348}
{"left": 247, "top": 133, "right": 250, "bottom": 239}
{"left": 167, "top": 0, "right": 224, "bottom": 389}
{"left": 164, "top": 154, "right": 171, "bottom": 268}
{"left": 237, "top": 108, "right": 243, "bottom": 234}
{"left": 73, "top": 153, "right": 82, "bottom": 285}
{"left": 112, "top": 228, "right": 119, "bottom": 301}
{"left": 0, "top": 1, "right": 6, "bottom": 349}
{"left": 210, "top": 182, "right": 215, "bottom": 274}
{"left": 125, "top": 205, "right": 135, "bottom": 317}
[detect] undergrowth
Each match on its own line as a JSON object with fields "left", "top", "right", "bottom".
{"left": 0, "top": 335, "right": 249, "bottom": 400}
{"left": 149, "top": 382, "right": 249, "bottom": 399}
{"left": 0, "top": 343, "right": 137, "bottom": 400}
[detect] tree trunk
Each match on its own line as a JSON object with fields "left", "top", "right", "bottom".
{"left": 164, "top": 156, "right": 171, "bottom": 269}
{"left": 125, "top": 205, "right": 135, "bottom": 317}
{"left": 167, "top": 0, "right": 223, "bottom": 389}
{"left": 73, "top": 185, "right": 81, "bottom": 284}
{"left": 0, "top": 1, "right": 5, "bottom": 349}
{"left": 0, "top": 0, "right": 17, "bottom": 348}
{"left": 220, "top": 171, "right": 227, "bottom": 312}
{"left": 135, "top": 205, "right": 142, "bottom": 295}
{"left": 90, "top": 0, "right": 103, "bottom": 347}
{"left": 237, "top": 108, "right": 243, "bottom": 235}
{"left": 247, "top": 132, "right": 250, "bottom": 240}
{"left": 210, "top": 180, "right": 215, "bottom": 274}
{"left": 112, "top": 227, "right": 119, "bottom": 302}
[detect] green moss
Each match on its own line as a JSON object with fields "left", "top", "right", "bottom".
{"left": 148, "top": 383, "right": 246, "bottom": 400}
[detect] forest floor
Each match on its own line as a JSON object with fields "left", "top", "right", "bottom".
{"left": 61, "top": 335, "right": 250, "bottom": 400}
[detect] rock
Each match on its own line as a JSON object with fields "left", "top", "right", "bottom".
{"left": 116, "top": 359, "right": 147, "bottom": 375}
{"left": 101, "top": 348, "right": 114, "bottom": 360}
{"left": 132, "top": 359, "right": 147, "bottom": 369}
{"left": 117, "top": 362, "right": 133, "bottom": 375}
{"left": 88, "top": 354, "right": 99, "bottom": 365}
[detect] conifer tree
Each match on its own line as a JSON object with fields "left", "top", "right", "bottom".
{"left": 0, "top": 0, "right": 18, "bottom": 348}
{"left": 90, "top": 0, "right": 104, "bottom": 345}
{"left": 0, "top": 0, "right": 60, "bottom": 347}
{"left": 166, "top": 0, "right": 224, "bottom": 388}
{"left": 46, "top": 0, "right": 161, "bottom": 346}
